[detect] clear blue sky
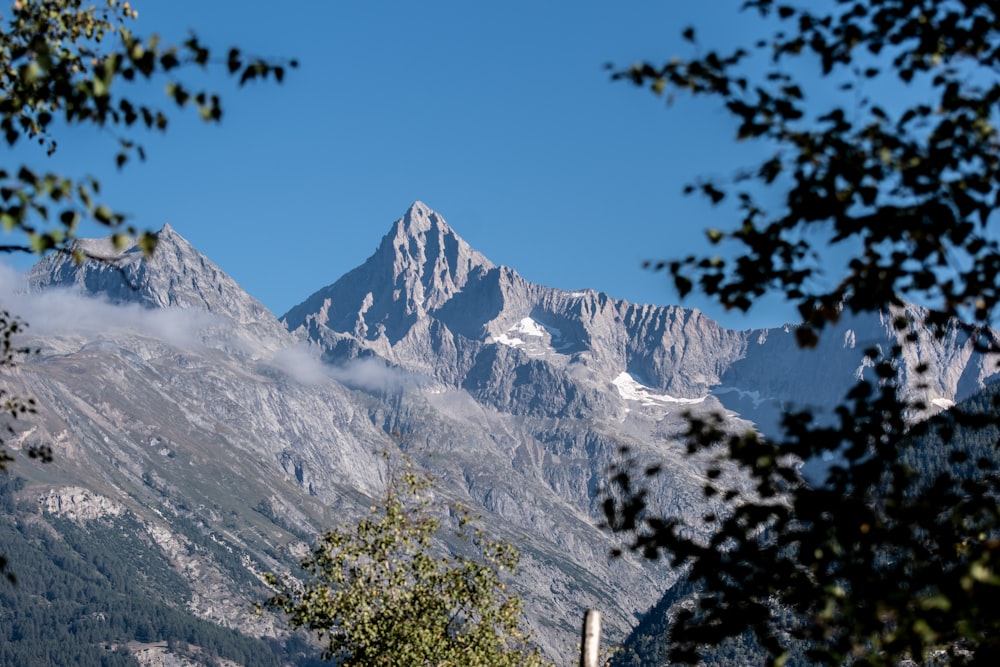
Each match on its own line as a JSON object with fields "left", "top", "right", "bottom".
{"left": 5, "top": 1, "right": 802, "bottom": 329}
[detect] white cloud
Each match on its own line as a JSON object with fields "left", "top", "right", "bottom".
{"left": 268, "top": 343, "right": 330, "bottom": 386}
{"left": 0, "top": 262, "right": 222, "bottom": 349}
{"left": 328, "top": 357, "right": 426, "bottom": 393}
{"left": 0, "top": 262, "right": 427, "bottom": 394}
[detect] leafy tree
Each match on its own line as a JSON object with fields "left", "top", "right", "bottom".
{"left": 0, "top": 309, "right": 40, "bottom": 583}
{"left": 0, "top": 0, "right": 292, "bottom": 580}
{"left": 0, "top": 0, "right": 293, "bottom": 257}
{"left": 0, "top": 310, "right": 38, "bottom": 467}
{"left": 263, "top": 464, "right": 550, "bottom": 667}
{"left": 603, "top": 2, "right": 1000, "bottom": 666}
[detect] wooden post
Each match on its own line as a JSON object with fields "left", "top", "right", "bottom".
{"left": 579, "top": 609, "right": 601, "bottom": 667}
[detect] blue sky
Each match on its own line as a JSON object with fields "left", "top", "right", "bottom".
{"left": 5, "top": 1, "right": 802, "bottom": 329}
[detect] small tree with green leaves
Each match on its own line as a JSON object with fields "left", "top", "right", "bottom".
{"left": 263, "top": 466, "right": 550, "bottom": 667}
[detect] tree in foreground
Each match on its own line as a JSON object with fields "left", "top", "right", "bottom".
{"left": 263, "top": 465, "right": 550, "bottom": 667}
{"left": 0, "top": 0, "right": 292, "bottom": 257}
{"left": 604, "top": 2, "right": 1000, "bottom": 665}
{"left": 0, "top": 0, "right": 291, "bottom": 580}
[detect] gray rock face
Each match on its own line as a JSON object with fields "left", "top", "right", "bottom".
{"left": 9, "top": 202, "right": 999, "bottom": 663}
{"left": 717, "top": 307, "right": 1000, "bottom": 436}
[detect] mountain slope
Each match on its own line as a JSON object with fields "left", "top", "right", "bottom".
{"left": 8, "top": 220, "right": 683, "bottom": 660}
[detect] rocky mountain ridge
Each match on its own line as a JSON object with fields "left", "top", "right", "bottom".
{"left": 284, "top": 202, "right": 997, "bottom": 431}
{"left": 3, "top": 201, "right": 996, "bottom": 665}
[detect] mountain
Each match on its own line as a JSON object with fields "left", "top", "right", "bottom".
{"left": 3, "top": 202, "right": 997, "bottom": 665}
{"left": 284, "top": 201, "right": 997, "bottom": 442}
{"left": 284, "top": 202, "right": 747, "bottom": 396}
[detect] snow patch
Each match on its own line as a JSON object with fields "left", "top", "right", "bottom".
{"left": 613, "top": 372, "right": 705, "bottom": 406}
{"left": 931, "top": 397, "right": 955, "bottom": 409}
{"left": 514, "top": 317, "right": 548, "bottom": 337}
{"left": 494, "top": 317, "right": 561, "bottom": 350}
{"left": 495, "top": 333, "right": 525, "bottom": 347}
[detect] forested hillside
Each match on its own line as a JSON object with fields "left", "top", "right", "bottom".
{"left": 0, "top": 478, "right": 323, "bottom": 666}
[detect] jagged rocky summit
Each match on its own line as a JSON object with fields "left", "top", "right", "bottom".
{"left": 284, "top": 201, "right": 747, "bottom": 398}
{"left": 5, "top": 201, "right": 998, "bottom": 665}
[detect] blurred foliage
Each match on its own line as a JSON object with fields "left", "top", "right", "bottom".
{"left": 604, "top": 1, "right": 1000, "bottom": 666}
{"left": 0, "top": 309, "right": 41, "bottom": 584}
{"left": 264, "top": 463, "right": 550, "bottom": 666}
{"left": 0, "top": 0, "right": 291, "bottom": 581}
{"left": 610, "top": 578, "right": 813, "bottom": 667}
{"left": 624, "top": 0, "right": 999, "bottom": 344}
{"left": 0, "top": 310, "right": 36, "bottom": 470}
{"left": 0, "top": 0, "right": 294, "bottom": 259}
